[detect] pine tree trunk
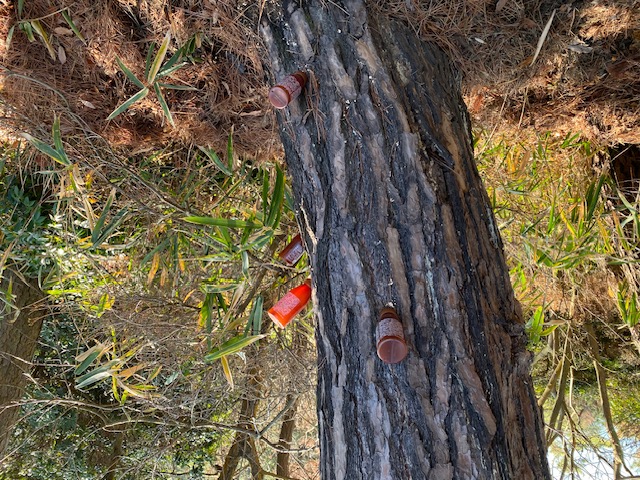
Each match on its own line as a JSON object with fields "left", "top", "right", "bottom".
{"left": 261, "top": 2, "right": 550, "bottom": 479}
{"left": 0, "top": 273, "right": 45, "bottom": 456}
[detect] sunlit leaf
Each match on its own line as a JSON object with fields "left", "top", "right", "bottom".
{"left": 184, "top": 216, "right": 258, "bottom": 229}
{"left": 106, "top": 87, "right": 149, "bottom": 121}
{"left": 220, "top": 355, "right": 234, "bottom": 389}
{"left": 61, "top": 9, "right": 86, "bottom": 43}
{"left": 21, "top": 132, "right": 71, "bottom": 166}
{"left": 204, "top": 334, "right": 265, "bottom": 362}
{"left": 154, "top": 83, "right": 174, "bottom": 126}
{"left": 116, "top": 57, "right": 145, "bottom": 89}
{"left": 198, "top": 146, "right": 233, "bottom": 176}
{"left": 147, "top": 31, "right": 171, "bottom": 83}
{"left": 76, "top": 360, "right": 119, "bottom": 389}
{"left": 31, "top": 20, "right": 56, "bottom": 60}
{"left": 92, "top": 188, "right": 115, "bottom": 244}
{"left": 157, "top": 82, "right": 197, "bottom": 91}
{"left": 266, "top": 165, "right": 285, "bottom": 228}
{"left": 148, "top": 252, "right": 160, "bottom": 286}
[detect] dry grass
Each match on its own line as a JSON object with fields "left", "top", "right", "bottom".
{"left": 1, "top": 0, "right": 638, "bottom": 159}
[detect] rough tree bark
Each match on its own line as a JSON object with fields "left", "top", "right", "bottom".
{"left": 0, "top": 273, "right": 45, "bottom": 457}
{"left": 261, "top": 1, "right": 550, "bottom": 479}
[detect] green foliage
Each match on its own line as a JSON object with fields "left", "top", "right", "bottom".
{"left": 107, "top": 33, "right": 197, "bottom": 126}
{"left": 0, "top": 153, "right": 54, "bottom": 277}
{"left": 21, "top": 116, "right": 71, "bottom": 166}
{"left": 614, "top": 281, "right": 640, "bottom": 328}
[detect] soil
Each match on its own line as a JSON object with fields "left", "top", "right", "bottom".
{"left": 0, "top": 0, "right": 638, "bottom": 156}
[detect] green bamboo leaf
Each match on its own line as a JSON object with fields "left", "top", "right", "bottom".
{"left": 157, "top": 47, "right": 184, "bottom": 77}
{"left": 249, "top": 296, "right": 263, "bottom": 336}
{"left": 144, "top": 41, "right": 156, "bottom": 81}
{"left": 198, "top": 146, "right": 233, "bottom": 176}
{"left": 75, "top": 349, "right": 101, "bottom": 375}
{"left": 6, "top": 25, "right": 15, "bottom": 51}
{"left": 241, "top": 250, "right": 249, "bottom": 278}
{"left": 226, "top": 128, "right": 234, "bottom": 172}
{"left": 147, "top": 31, "right": 171, "bottom": 83}
{"left": 216, "top": 226, "right": 234, "bottom": 250}
{"left": 201, "top": 283, "right": 239, "bottom": 294}
{"left": 51, "top": 116, "right": 70, "bottom": 165}
{"left": 106, "top": 87, "right": 149, "bottom": 121}
{"left": 204, "top": 334, "right": 265, "bottom": 362}
{"left": 76, "top": 360, "right": 119, "bottom": 389}
{"left": 154, "top": 83, "right": 174, "bottom": 126}
{"left": 92, "top": 207, "right": 129, "bottom": 247}
{"left": 61, "top": 9, "right": 86, "bottom": 43}
{"left": 20, "top": 22, "right": 35, "bottom": 42}
{"left": 266, "top": 165, "right": 285, "bottom": 228}
{"left": 243, "top": 229, "right": 274, "bottom": 251}
{"left": 541, "top": 324, "right": 560, "bottom": 337}
{"left": 21, "top": 133, "right": 71, "bottom": 166}
{"left": 156, "top": 82, "right": 197, "bottom": 91}
{"left": 92, "top": 188, "right": 116, "bottom": 244}
{"left": 155, "top": 63, "right": 186, "bottom": 79}
{"left": 17, "top": 0, "right": 24, "bottom": 17}
{"left": 116, "top": 57, "right": 145, "bottom": 89}
{"left": 261, "top": 170, "right": 270, "bottom": 219}
{"left": 30, "top": 20, "right": 56, "bottom": 60}
{"left": 184, "top": 216, "right": 258, "bottom": 229}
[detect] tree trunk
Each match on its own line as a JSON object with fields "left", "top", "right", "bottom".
{"left": 0, "top": 273, "right": 45, "bottom": 456}
{"left": 261, "top": 2, "right": 550, "bottom": 479}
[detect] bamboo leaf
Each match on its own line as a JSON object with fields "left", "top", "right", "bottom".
{"left": 155, "top": 62, "right": 186, "bottom": 79}
{"left": 220, "top": 355, "right": 234, "bottom": 389}
{"left": 20, "top": 22, "right": 35, "bottom": 42}
{"left": 92, "top": 188, "right": 116, "bottom": 244}
{"left": 147, "top": 31, "right": 171, "bottom": 83}
{"left": 531, "top": 10, "right": 555, "bottom": 66}
{"left": 585, "top": 176, "right": 605, "bottom": 222}
{"left": 21, "top": 132, "right": 71, "bottom": 166}
{"left": 147, "top": 252, "right": 160, "bottom": 286}
{"left": 92, "top": 207, "right": 129, "bottom": 247}
{"left": 31, "top": 20, "right": 56, "bottom": 59}
{"left": 154, "top": 83, "right": 174, "bottom": 126}
{"left": 241, "top": 250, "right": 249, "bottom": 278}
{"left": 249, "top": 296, "right": 263, "bottom": 336}
{"left": 75, "top": 347, "right": 102, "bottom": 375}
{"left": 147, "top": 365, "right": 163, "bottom": 383}
{"left": 118, "top": 363, "right": 147, "bottom": 380}
{"left": 116, "top": 379, "right": 158, "bottom": 399}
{"left": 61, "top": 9, "right": 86, "bottom": 43}
{"left": 262, "top": 170, "right": 270, "bottom": 219}
{"left": 51, "top": 116, "right": 70, "bottom": 165}
{"left": 226, "top": 127, "right": 234, "bottom": 172}
{"left": 157, "top": 46, "right": 184, "bottom": 77}
{"left": 106, "top": 88, "right": 149, "bottom": 121}
{"left": 201, "top": 283, "right": 239, "bottom": 294}
{"left": 116, "top": 57, "right": 145, "bottom": 89}
{"left": 204, "top": 334, "right": 265, "bottom": 362}
{"left": 144, "top": 41, "right": 156, "bottom": 81}
{"left": 76, "top": 360, "right": 119, "bottom": 389}
{"left": 157, "top": 82, "right": 197, "bottom": 91}
{"left": 184, "top": 216, "right": 258, "bottom": 229}
{"left": 112, "top": 376, "right": 121, "bottom": 403}
{"left": 6, "top": 25, "right": 15, "bottom": 51}
{"left": 198, "top": 146, "right": 233, "bottom": 176}
{"left": 266, "top": 165, "right": 285, "bottom": 228}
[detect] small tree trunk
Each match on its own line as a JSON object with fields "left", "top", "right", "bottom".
{"left": 276, "top": 394, "right": 299, "bottom": 477}
{"left": 0, "top": 273, "right": 45, "bottom": 456}
{"left": 261, "top": 2, "right": 550, "bottom": 479}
